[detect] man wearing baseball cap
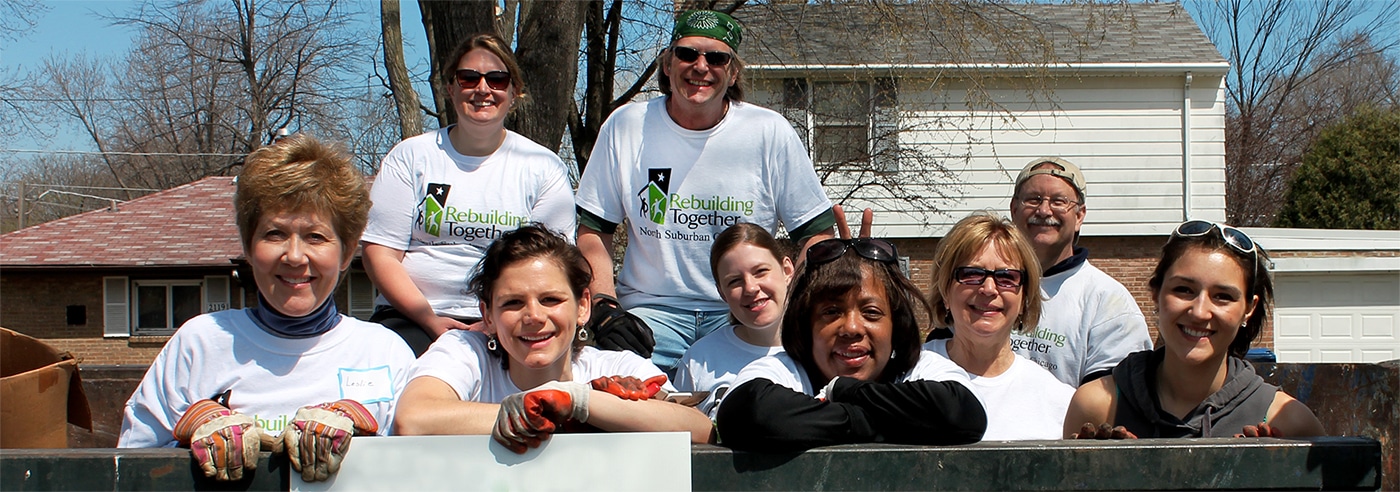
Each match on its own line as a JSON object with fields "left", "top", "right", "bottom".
{"left": 575, "top": 10, "right": 835, "bottom": 376}
{"left": 1008, "top": 157, "right": 1152, "bottom": 387}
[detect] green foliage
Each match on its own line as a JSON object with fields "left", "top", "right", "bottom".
{"left": 1275, "top": 108, "right": 1400, "bottom": 230}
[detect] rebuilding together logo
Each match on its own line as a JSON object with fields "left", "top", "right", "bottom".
{"left": 636, "top": 168, "right": 754, "bottom": 233}
{"left": 416, "top": 183, "right": 526, "bottom": 241}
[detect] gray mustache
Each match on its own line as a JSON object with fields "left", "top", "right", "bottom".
{"left": 1027, "top": 216, "right": 1062, "bottom": 227}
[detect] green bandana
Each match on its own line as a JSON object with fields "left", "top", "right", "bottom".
{"left": 672, "top": 10, "right": 742, "bottom": 51}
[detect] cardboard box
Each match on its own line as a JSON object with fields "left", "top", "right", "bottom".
{"left": 1, "top": 328, "right": 93, "bottom": 448}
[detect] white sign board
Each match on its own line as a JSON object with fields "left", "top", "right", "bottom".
{"left": 292, "top": 433, "right": 692, "bottom": 492}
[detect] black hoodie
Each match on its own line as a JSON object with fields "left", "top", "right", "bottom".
{"left": 1112, "top": 349, "right": 1277, "bottom": 438}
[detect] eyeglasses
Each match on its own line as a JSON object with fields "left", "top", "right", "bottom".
{"left": 455, "top": 69, "right": 511, "bottom": 91}
{"left": 1172, "top": 220, "right": 1258, "bottom": 256}
{"left": 1018, "top": 195, "right": 1080, "bottom": 213}
{"left": 671, "top": 46, "right": 733, "bottom": 67}
{"left": 953, "top": 267, "right": 1027, "bottom": 290}
{"left": 806, "top": 238, "right": 899, "bottom": 269}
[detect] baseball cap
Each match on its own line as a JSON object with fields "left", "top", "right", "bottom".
{"left": 1015, "top": 157, "right": 1086, "bottom": 199}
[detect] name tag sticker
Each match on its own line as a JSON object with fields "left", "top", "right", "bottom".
{"left": 339, "top": 366, "right": 394, "bottom": 404}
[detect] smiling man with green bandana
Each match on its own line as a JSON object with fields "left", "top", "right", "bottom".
{"left": 575, "top": 10, "right": 836, "bottom": 377}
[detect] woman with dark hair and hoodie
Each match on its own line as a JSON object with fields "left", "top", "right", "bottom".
{"left": 1063, "top": 221, "right": 1323, "bottom": 439}
{"left": 715, "top": 235, "right": 986, "bottom": 452}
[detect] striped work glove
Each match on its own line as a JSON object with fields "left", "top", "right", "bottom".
{"left": 281, "top": 399, "right": 378, "bottom": 482}
{"left": 173, "top": 398, "right": 272, "bottom": 481}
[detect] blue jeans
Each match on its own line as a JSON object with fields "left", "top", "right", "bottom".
{"left": 627, "top": 304, "right": 729, "bottom": 378}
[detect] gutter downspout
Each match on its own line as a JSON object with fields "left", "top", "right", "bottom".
{"left": 1182, "top": 71, "right": 1193, "bottom": 221}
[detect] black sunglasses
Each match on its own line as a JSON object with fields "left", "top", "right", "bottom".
{"left": 455, "top": 69, "right": 511, "bottom": 91}
{"left": 806, "top": 238, "right": 899, "bottom": 269}
{"left": 1173, "top": 220, "right": 1257, "bottom": 256}
{"left": 672, "top": 46, "right": 733, "bottom": 67}
{"left": 953, "top": 267, "right": 1026, "bottom": 290}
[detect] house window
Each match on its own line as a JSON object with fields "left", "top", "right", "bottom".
{"left": 787, "top": 78, "right": 900, "bottom": 169}
{"left": 134, "top": 281, "right": 203, "bottom": 334}
{"left": 103, "top": 275, "right": 231, "bottom": 337}
{"left": 812, "top": 81, "right": 872, "bottom": 164}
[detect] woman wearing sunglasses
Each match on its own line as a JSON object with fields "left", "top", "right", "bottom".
{"left": 715, "top": 235, "right": 987, "bottom": 452}
{"left": 924, "top": 212, "right": 1074, "bottom": 440}
{"left": 1063, "top": 220, "right": 1323, "bottom": 439}
{"left": 363, "top": 33, "right": 576, "bottom": 355}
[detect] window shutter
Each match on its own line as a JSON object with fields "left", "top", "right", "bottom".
{"left": 781, "top": 78, "right": 811, "bottom": 149}
{"left": 347, "top": 270, "right": 377, "bottom": 321}
{"left": 872, "top": 77, "right": 900, "bottom": 172}
{"left": 103, "top": 276, "right": 130, "bottom": 338}
{"left": 204, "top": 275, "right": 230, "bottom": 312}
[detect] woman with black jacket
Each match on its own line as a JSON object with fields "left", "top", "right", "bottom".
{"left": 715, "top": 237, "right": 987, "bottom": 451}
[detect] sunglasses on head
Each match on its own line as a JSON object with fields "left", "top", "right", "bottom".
{"left": 672, "top": 46, "right": 733, "bottom": 67}
{"left": 1172, "top": 220, "right": 1257, "bottom": 256}
{"left": 806, "top": 238, "right": 899, "bottom": 269}
{"left": 455, "top": 69, "right": 511, "bottom": 91}
{"left": 953, "top": 267, "right": 1026, "bottom": 290}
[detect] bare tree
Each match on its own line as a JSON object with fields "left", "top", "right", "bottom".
{"left": 0, "top": 0, "right": 50, "bottom": 146}
{"left": 1194, "top": 0, "right": 1400, "bottom": 226}
{"left": 506, "top": 1, "right": 584, "bottom": 153}
{"left": 24, "top": 0, "right": 376, "bottom": 192}
{"left": 0, "top": 0, "right": 46, "bottom": 42}
{"left": 31, "top": 54, "right": 134, "bottom": 195}
{"left": 382, "top": 0, "right": 423, "bottom": 140}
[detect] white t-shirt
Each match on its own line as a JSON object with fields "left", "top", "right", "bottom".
{"left": 925, "top": 339, "right": 1073, "bottom": 440}
{"left": 118, "top": 311, "right": 416, "bottom": 448}
{"left": 574, "top": 98, "right": 832, "bottom": 311}
{"left": 673, "top": 326, "right": 785, "bottom": 417}
{"left": 1010, "top": 259, "right": 1153, "bottom": 387}
{"left": 405, "top": 330, "right": 670, "bottom": 403}
{"left": 363, "top": 128, "right": 576, "bottom": 319}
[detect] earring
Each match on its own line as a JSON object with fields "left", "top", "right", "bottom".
{"left": 890, "top": 349, "right": 897, "bottom": 361}
{"left": 486, "top": 335, "right": 499, "bottom": 351}
{"left": 577, "top": 325, "right": 590, "bottom": 342}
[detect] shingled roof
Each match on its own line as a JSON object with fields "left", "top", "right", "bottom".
{"left": 739, "top": 2, "right": 1225, "bottom": 69}
{"left": 0, "top": 177, "right": 241, "bottom": 268}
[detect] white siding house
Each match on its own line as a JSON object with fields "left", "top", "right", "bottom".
{"left": 741, "top": 2, "right": 1230, "bottom": 237}
{"left": 736, "top": 2, "right": 1399, "bottom": 362}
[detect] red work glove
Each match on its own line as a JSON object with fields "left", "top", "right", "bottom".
{"left": 281, "top": 399, "right": 379, "bottom": 482}
{"left": 1070, "top": 422, "right": 1139, "bottom": 439}
{"left": 492, "top": 381, "right": 590, "bottom": 454}
{"left": 173, "top": 399, "right": 273, "bottom": 481}
{"left": 1235, "top": 422, "right": 1283, "bottom": 438}
{"left": 589, "top": 375, "right": 668, "bottom": 401}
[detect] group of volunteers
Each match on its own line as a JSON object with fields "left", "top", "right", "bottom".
{"left": 115, "top": 9, "right": 1324, "bottom": 483}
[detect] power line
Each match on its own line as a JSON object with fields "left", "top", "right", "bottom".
{"left": 0, "top": 148, "right": 386, "bottom": 158}
{"left": 0, "top": 148, "right": 247, "bottom": 157}
{"left": 0, "top": 182, "right": 160, "bottom": 192}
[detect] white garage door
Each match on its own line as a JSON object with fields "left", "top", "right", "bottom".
{"left": 1274, "top": 272, "right": 1400, "bottom": 363}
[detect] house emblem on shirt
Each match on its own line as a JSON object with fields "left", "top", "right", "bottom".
{"left": 638, "top": 168, "right": 671, "bottom": 225}
{"left": 421, "top": 183, "right": 452, "bottom": 236}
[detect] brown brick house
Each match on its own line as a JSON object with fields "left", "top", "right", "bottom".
{"left": 0, "top": 177, "right": 376, "bottom": 365}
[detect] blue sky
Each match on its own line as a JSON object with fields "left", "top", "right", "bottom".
{"left": 1, "top": 1, "right": 433, "bottom": 151}
{"left": 3, "top": 1, "right": 431, "bottom": 70}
